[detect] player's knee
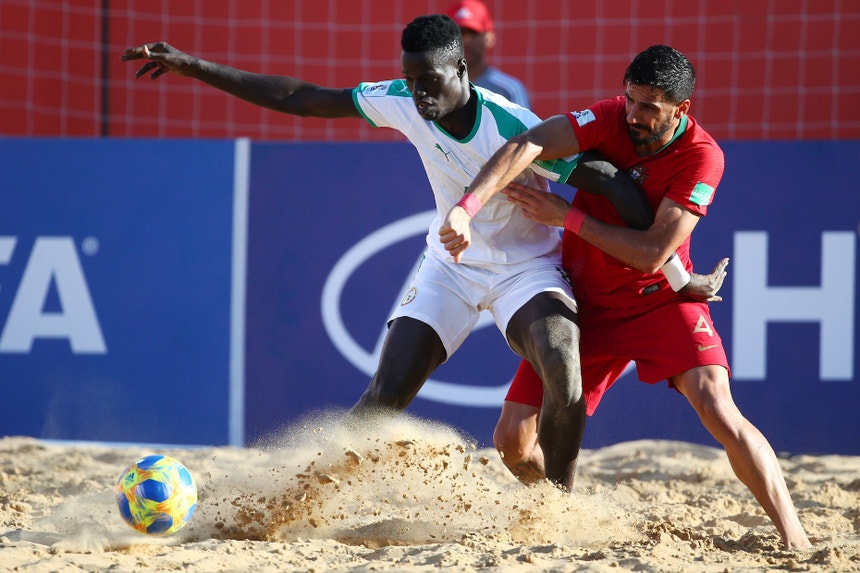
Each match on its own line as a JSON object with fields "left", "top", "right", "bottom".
{"left": 701, "top": 401, "right": 746, "bottom": 445}
{"left": 548, "top": 376, "right": 583, "bottom": 407}
{"left": 535, "top": 352, "right": 583, "bottom": 407}
{"left": 493, "top": 422, "right": 530, "bottom": 467}
{"left": 529, "top": 343, "right": 580, "bottom": 393}
{"left": 529, "top": 320, "right": 578, "bottom": 361}
{"left": 687, "top": 390, "right": 744, "bottom": 446}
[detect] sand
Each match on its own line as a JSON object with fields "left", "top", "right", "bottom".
{"left": 1, "top": 413, "right": 858, "bottom": 572}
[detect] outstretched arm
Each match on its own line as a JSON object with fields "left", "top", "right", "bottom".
{"left": 121, "top": 42, "right": 360, "bottom": 119}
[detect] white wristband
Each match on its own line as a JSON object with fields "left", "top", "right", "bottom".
{"left": 661, "top": 253, "right": 691, "bottom": 291}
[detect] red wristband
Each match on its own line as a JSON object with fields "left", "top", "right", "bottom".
{"left": 456, "top": 194, "right": 482, "bottom": 218}
{"left": 564, "top": 206, "right": 587, "bottom": 234}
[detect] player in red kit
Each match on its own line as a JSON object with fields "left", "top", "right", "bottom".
{"left": 440, "top": 45, "right": 811, "bottom": 550}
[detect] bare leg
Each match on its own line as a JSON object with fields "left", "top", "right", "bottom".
{"left": 672, "top": 365, "right": 812, "bottom": 550}
{"left": 505, "top": 292, "right": 585, "bottom": 491}
{"left": 349, "top": 317, "right": 447, "bottom": 417}
{"left": 494, "top": 400, "right": 546, "bottom": 483}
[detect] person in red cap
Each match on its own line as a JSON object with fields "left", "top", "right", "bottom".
{"left": 446, "top": 0, "right": 530, "bottom": 107}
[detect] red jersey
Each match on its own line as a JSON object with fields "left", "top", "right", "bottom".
{"left": 563, "top": 96, "right": 724, "bottom": 314}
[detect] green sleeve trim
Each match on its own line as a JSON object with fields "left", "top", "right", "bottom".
{"left": 352, "top": 84, "right": 378, "bottom": 128}
{"left": 483, "top": 98, "right": 580, "bottom": 183}
{"left": 352, "top": 80, "right": 412, "bottom": 128}
{"left": 533, "top": 155, "right": 581, "bottom": 184}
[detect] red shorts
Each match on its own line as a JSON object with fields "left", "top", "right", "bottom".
{"left": 505, "top": 299, "right": 730, "bottom": 415}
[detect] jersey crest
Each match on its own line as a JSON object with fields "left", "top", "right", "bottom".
{"left": 626, "top": 163, "right": 649, "bottom": 185}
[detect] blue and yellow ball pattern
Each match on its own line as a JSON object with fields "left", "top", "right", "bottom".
{"left": 115, "top": 454, "right": 197, "bottom": 536}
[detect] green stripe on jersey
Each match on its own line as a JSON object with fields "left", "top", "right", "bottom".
{"left": 483, "top": 99, "right": 529, "bottom": 140}
{"left": 483, "top": 99, "right": 579, "bottom": 183}
{"left": 384, "top": 80, "right": 412, "bottom": 97}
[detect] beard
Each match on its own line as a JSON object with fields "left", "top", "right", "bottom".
{"left": 628, "top": 115, "right": 675, "bottom": 146}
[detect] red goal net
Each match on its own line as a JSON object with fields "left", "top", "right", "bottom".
{"left": 2, "top": 0, "right": 858, "bottom": 141}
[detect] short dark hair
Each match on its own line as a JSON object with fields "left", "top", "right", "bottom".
{"left": 624, "top": 45, "right": 696, "bottom": 104}
{"left": 401, "top": 15, "right": 464, "bottom": 60}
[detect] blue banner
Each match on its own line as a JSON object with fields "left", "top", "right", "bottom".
{"left": 0, "top": 139, "right": 237, "bottom": 445}
{"left": 2, "top": 139, "right": 857, "bottom": 454}
{"left": 244, "top": 142, "right": 521, "bottom": 445}
{"left": 245, "top": 140, "right": 860, "bottom": 455}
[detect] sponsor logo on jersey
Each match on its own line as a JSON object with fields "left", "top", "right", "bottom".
{"left": 435, "top": 143, "right": 452, "bottom": 161}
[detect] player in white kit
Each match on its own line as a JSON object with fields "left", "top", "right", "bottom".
{"left": 353, "top": 77, "right": 578, "bottom": 360}
{"left": 122, "top": 14, "right": 693, "bottom": 489}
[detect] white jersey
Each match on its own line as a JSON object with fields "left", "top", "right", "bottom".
{"left": 352, "top": 80, "right": 578, "bottom": 273}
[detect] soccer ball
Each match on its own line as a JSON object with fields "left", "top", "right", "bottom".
{"left": 115, "top": 454, "right": 197, "bottom": 536}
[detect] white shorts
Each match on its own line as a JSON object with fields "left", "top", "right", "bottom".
{"left": 389, "top": 249, "right": 576, "bottom": 359}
